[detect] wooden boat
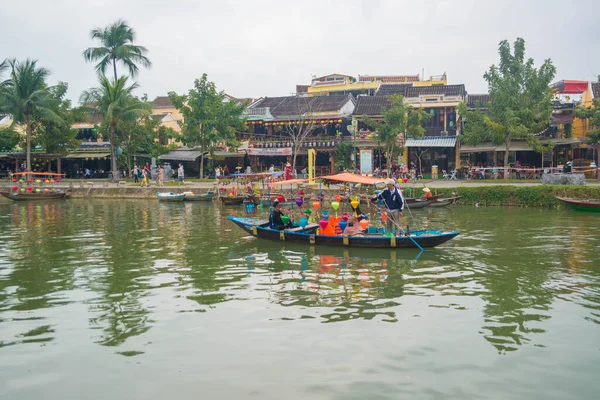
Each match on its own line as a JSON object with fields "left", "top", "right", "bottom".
{"left": 405, "top": 193, "right": 444, "bottom": 204}
{"left": 1, "top": 191, "right": 68, "bottom": 201}
{"left": 220, "top": 195, "right": 246, "bottom": 205}
{"left": 405, "top": 199, "right": 431, "bottom": 209}
{"left": 428, "top": 196, "right": 462, "bottom": 208}
{"left": 156, "top": 192, "right": 185, "bottom": 202}
{"left": 556, "top": 197, "right": 600, "bottom": 212}
{"left": 227, "top": 216, "right": 459, "bottom": 249}
{"left": 182, "top": 192, "right": 215, "bottom": 202}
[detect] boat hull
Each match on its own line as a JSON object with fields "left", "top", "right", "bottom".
{"left": 556, "top": 197, "right": 600, "bottom": 212}
{"left": 428, "top": 196, "right": 462, "bottom": 208}
{"left": 405, "top": 199, "right": 431, "bottom": 209}
{"left": 227, "top": 216, "right": 458, "bottom": 249}
{"left": 0, "top": 191, "right": 68, "bottom": 201}
{"left": 220, "top": 196, "right": 246, "bottom": 205}
{"left": 157, "top": 193, "right": 185, "bottom": 202}
{"left": 184, "top": 193, "right": 215, "bottom": 202}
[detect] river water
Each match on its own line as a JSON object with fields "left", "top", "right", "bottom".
{"left": 0, "top": 200, "right": 598, "bottom": 399}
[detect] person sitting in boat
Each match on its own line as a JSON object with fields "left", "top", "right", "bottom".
{"left": 345, "top": 213, "right": 367, "bottom": 236}
{"left": 421, "top": 187, "right": 432, "bottom": 199}
{"left": 270, "top": 200, "right": 291, "bottom": 230}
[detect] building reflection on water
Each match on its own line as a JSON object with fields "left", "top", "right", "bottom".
{"left": 0, "top": 201, "right": 599, "bottom": 355}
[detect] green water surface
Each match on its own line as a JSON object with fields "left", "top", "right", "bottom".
{"left": 0, "top": 200, "right": 598, "bottom": 399}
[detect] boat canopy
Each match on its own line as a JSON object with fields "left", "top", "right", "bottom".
{"left": 11, "top": 172, "right": 65, "bottom": 176}
{"left": 320, "top": 173, "right": 385, "bottom": 185}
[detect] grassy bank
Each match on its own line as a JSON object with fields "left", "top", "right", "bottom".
{"left": 419, "top": 185, "right": 600, "bottom": 207}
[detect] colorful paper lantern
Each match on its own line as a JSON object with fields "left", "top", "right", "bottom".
{"left": 312, "top": 201, "right": 320, "bottom": 210}
{"left": 27, "top": 178, "right": 32, "bottom": 183}
{"left": 295, "top": 198, "right": 303, "bottom": 207}
{"left": 20, "top": 188, "right": 25, "bottom": 192}
{"left": 331, "top": 201, "right": 339, "bottom": 210}
{"left": 322, "top": 211, "right": 329, "bottom": 219}
{"left": 342, "top": 212, "right": 349, "bottom": 221}
{"left": 281, "top": 215, "right": 290, "bottom": 225}
{"left": 50, "top": 179, "right": 55, "bottom": 183}
{"left": 26, "top": 186, "right": 33, "bottom": 192}
{"left": 45, "top": 179, "right": 50, "bottom": 183}
{"left": 359, "top": 219, "right": 369, "bottom": 230}
{"left": 277, "top": 194, "right": 285, "bottom": 203}
{"left": 55, "top": 178, "right": 60, "bottom": 183}
{"left": 35, "top": 188, "right": 41, "bottom": 193}
{"left": 299, "top": 217, "right": 308, "bottom": 229}
{"left": 350, "top": 200, "right": 359, "bottom": 209}
{"left": 12, "top": 178, "right": 17, "bottom": 183}
{"left": 319, "top": 219, "right": 328, "bottom": 231}
{"left": 12, "top": 186, "right": 18, "bottom": 191}
{"left": 335, "top": 194, "right": 342, "bottom": 202}
{"left": 339, "top": 220, "right": 347, "bottom": 232}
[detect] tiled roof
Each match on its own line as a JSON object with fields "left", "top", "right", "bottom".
{"left": 405, "top": 136, "right": 457, "bottom": 147}
{"left": 377, "top": 84, "right": 411, "bottom": 96}
{"left": 353, "top": 96, "right": 390, "bottom": 116}
{"left": 150, "top": 113, "right": 168, "bottom": 120}
{"left": 152, "top": 96, "right": 173, "bottom": 108}
{"left": 252, "top": 95, "right": 354, "bottom": 118}
{"left": 592, "top": 83, "right": 600, "bottom": 99}
{"left": 405, "top": 84, "right": 466, "bottom": 98}
{"left": 467, "top": 94, "right": 490, "bottom": 108}
{"left": 359, "top": 75, "right": 420, "bottom": 83}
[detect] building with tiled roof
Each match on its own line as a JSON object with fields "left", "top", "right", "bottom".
{"left": 376, "top": 84, "right": 411, "bottom": 97}
{"left": 592, "top": 82, "right": 600, "bottom": 99}
{"left": 466, "top": 94, "right": 490, "bottom": 109}
{"left": 152, "top": 96, "right": 173, "bottom": 109}
{"left": 352, "top": 96, "right": 390, "bottom": 117}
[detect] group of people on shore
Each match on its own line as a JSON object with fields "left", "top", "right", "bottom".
{"left": 131, "top": 163, "right": 185, "bottom": 187}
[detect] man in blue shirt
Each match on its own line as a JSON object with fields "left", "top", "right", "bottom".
{"left": 372, "top": 179, "right": 404, "bottom": 234}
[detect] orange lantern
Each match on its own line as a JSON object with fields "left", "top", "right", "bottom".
{"left": 335, "top": 194, "right": 342, "bottom": 202}
{"left": 312, "top": 201, "right": 321, "bottom": 210}
{"left": 359, "top": 219, "right": 369, "bottom": 230}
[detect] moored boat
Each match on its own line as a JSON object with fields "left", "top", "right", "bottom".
{"left": 405, "top": 199, "right": 432, "bottom": 209}
{"left": 182, "top": 192, "right": 215, "bottom": 201}
{"left": 227, "top": 216, "right": 458, "bottom": 249}
{"left": 1, "top": 191, "right": 68, "bottom": 201}
{"left": 157, "top": 192, "right": 185, "bottom": 202}
{"left": 220, "top": 195, "right": 247, "bottom": 205}
{"left": 556, "top": 197, "right": 600, "bottom": 212}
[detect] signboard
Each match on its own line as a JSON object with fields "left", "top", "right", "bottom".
{"left": 360, "top": 150, "right": 373, "bottom": 175}
{"left": 247, "top": 147, "right": 293, "bottom": 156}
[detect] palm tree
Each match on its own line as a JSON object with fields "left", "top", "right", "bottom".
{"left": 0, "top": 59, "right": 62, "bottom": 172}
{"left": 80, "top": 75, "right": 150, "bottom": 181}
{"left": 83, "top": 20, "right": 151, "bottom": 81}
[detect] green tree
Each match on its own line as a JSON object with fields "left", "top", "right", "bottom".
{"left": 0, "top": 59, "right": 63, "bottom": 172}
{"left": 364, "top": 94, "right": 430, "bottom": 175}
{"left": 335, "top": 141, "right": 354, "bottom": 170}
{"left": 457, "top": 38, "right": 556, "bottom": 178}
{"left": 83, "top": 19, "right": 151, "bottom": 81}
{"left": 35, "top": 82, "right": 80, "bottom": 172}
{"left": 168, "top": 74, "right": 246, "bottom": 178}
{"left": 80, "top": 75, "right": 151, "bottom": 181}
{"left": 575, "top": 78, "right": 600, "bottom": 171}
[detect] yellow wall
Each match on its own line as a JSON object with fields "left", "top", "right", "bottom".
{"left": 413, "top": 74, "right": 448, "bottom": 87}
{"left": 308, "top": 81, "right": 380, "bottom": 96}
{"left": 152, "top": 106, "right": 183, "bottom": 122}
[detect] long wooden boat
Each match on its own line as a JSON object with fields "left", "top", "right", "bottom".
{"left": 183, "top": 192, "right": 215, "bottom": 202}
{"left": 556, "top": 197, "right": 600, "bottom": 212}
{"left": 227, "top": 216, "right": 459, "bottom": 249}
{"left": 405, "top": 194, "right": 444, "bottom": 204}
{"left": 0, "top": 191, "right": 68, "bottom": 201}
{"left": 156, "top": 192, "right": 185, "bottom": 202}
{"left": 405, "top": 199, "right": 432, "bottom": 209}
{"left": 428, "top": 196, "right": 462, "bottom": 208}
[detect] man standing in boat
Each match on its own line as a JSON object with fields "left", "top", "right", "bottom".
{"left": 372, "top": 179, "right": 404, "bottom": 234}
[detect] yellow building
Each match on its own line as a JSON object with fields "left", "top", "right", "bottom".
{"left": 151, "top": 96, "right": 183, "bottom": 146}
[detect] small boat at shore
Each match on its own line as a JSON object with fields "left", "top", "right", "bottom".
{"left": 1, "top": 191, "right": 68, "bottom": 201}
{"left": 157, "top": 192, "right": 185, "bottom": 202}
{"left": 428, "top": 196, "right": 462, "bottom": 208}
{"left": 405, "top": 199, "right": 432, "bottom": 209}
{"left": 220, "top": 196, "right": 247, "bottom": 205}
{"left": 182, "top": 192, "right": 215, "bottom": 202}
{"left": 227, "top": 216, "right": 459, "bottom": 249}
{"left": 556, "top": 197, "right": 600, "bottom": 212}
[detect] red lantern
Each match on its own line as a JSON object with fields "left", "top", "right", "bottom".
{"left": 55, "top": 178, "right": 60, "bottom": 183}
{"left": 12, "top": 186, "right": 18, "bottom": 191}
{"left": 50, "top": 179, "right": 55, "bottom": 183}
{"left": 26, "top": 186, "right": 33, "bottom": 192}
{"left": 12, "top": 178, "right": 16, "bottom": 183}
{"left": 277, "top": 194, "right": 285, "bottom": 203}
{"left": 27, "top": 178, "right": 32, "bottom": 183}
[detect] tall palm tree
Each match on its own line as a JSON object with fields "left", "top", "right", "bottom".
{"left": 0, "top": 59, "right": 62, "bottom": 172}
{"left": 83, "top": 20, "right": 151, "bottom": 81}
{"left": 80, "top": 75, "right": 150, "bottom": 181}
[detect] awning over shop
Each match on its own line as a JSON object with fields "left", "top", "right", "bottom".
{"left": 158, "top": 150, "right": 204, "bottom": 161}
{"left": 460, "top": 138, "right": 584, "bottom": 153}
{"left": 459, "top": 143, "right": 498, "bottom": 153}
{"left": 64, "top": 152, "right": 110, "bottom": 159}
{"left": 405, "top": 136, "right": 457, "bottom": 147}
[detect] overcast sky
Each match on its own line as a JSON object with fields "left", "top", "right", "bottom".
{"left": 2, "top": 0, "right": 598, "bottom": 103}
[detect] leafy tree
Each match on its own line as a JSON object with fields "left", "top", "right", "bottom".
{"left": 335, "top": 140, "right": 354, "bottom": 170}
{"left": 80, "top": 75, "right": 151, "bottom": 181}
{"left": 0, "top": 59, "right": 63, "bottom": 171}
{"left": 83, "top": 20, "right": 151, "bottom": 81}
{"left": 363, "top": 94, "right": 430, "bottom": 175}
{"left": 0, "top": 127, "right": 20, "bottom": 151}
{"left": 35, "top": 82, "right": 80, "bottom": 171}
{"left": 457, "top": 38, "right": 556, "bottom": 178}
{"left": 168, "top": 74, "right": 246, "bottom": 178}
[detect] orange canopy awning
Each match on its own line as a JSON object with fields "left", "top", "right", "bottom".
{"left": 319, "top": 173, "right": 385, "bottom": 185}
